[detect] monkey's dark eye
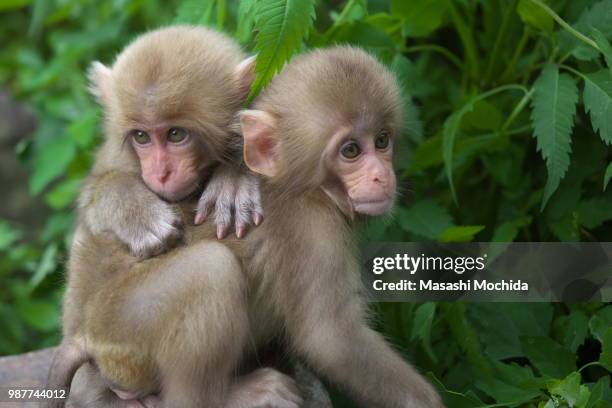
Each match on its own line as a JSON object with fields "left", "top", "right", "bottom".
{"left": 375, "top": 131, "right": 390, "bottom": 150}
{"left": 168, "top": 127, "right": 189, "bottom": 143}
{"left": 132, "top": 130, "right": 150, "bottom": 145}
{"left": 340, "top": 142, "right": 361, "bottom": 159}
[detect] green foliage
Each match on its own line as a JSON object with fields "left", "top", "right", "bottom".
{"left": 0, "top": 0, "right": 611, "bottom": 407}
{"left": 531, "top": 65, "right": 578, "bottom": 209}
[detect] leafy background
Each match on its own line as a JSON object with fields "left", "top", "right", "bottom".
{"left": 0, "top": 0, "right": 611, "bottom": 407}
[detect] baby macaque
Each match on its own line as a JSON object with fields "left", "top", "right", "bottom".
{"left": 230, "top": 46, "right": 444, "bottom": 407}
{"left": 80, "top": 25, "right": 262, "bottom": 259}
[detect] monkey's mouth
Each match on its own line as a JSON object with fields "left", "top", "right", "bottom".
{"left": 353, "top": 199, "right": 393, "bottom": 216}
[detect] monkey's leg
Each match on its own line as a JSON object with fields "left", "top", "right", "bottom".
{"left": 67, "top": 363, "right": 151, "bottom": 408}
{"left": 142, "top": 241, "right": 249, "bottom": 408}
{"left": 285, "top": 284, "right": 443, "bottom": 408}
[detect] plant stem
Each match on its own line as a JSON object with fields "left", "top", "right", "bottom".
{"left": 500, "top": 88, "right": 534, "bottom": 134}
{"left": 403, "top": 45, "right": 463, "bottom": 68}
{"left": 560, "top": 64, "right": 586, "bottom": 80}
{"left": 528, "top": 0, "right": 600, "bottom": 51}
{"left": 446, "top": 0, "right": 480, "bottom": 81}
{"left": 484, "top": 0, "right": 518, "bottom": 82}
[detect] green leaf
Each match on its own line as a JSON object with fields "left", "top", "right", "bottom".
{"left": 67, "top": 110, "right": 98, "bottom": 148}
{"left": 28, "top": 0, "right": 51, "bottom": 35}
{"left": 604, "top": 162, "right": 612, "bottom": 191}
{"left": 250, "top": 0, "right": 316, "bottom": 98}
{"left": 548, "top": 372, "right": 591, "bottom": 408}
{"left": 236, "top": 0, "right": 257, "bottom": 43}
{"left": 45, "top": 178, "right": 82, "bottom": 210}
{"left": 600, "top": 327, "right": 612, "bottom": 370}
{"left": 15, "top": 299, "right": 59, "bottom": 332}
{"left": 492, "top": 216, "right": 533, "bottom": 242}
{"left": 583, "top": 70, "right": 612, "bottom": 145}
{"left": 589, "top": 305, "right": 612, "bottom": 342}
{"left": 570, "top": 0, "right": 612, "bottom": 61}
{"left": 397, "top": 199, "right": 454, "bottom": 240}
{"left": 592, "top": 29, "right": 612, "bottom": 70}
{"left": 470, "top": 304, "right": 553, "bottom": 360}
{"left": 438, "top": 225, "right": 484, "bottom": 242}
{"left": 411, "top": 302, "right": 436, "bottom": 342}
{"left": 564, "top": 311, "right": 589, "bottom": 353}
{"left": 29, "top": 133, "right": 77, "bottom": 195}
{"left": 586, "top": 376, "right": 610, "bottom": 408}
{"left": 463, "top": 100, "right": 503, "bottom": 131}
{"left": 29, "top": 243, "right": 58, "bottom": 290}
{"left": 0, "top": 0, "right": 30, "bottom": 11}
{"left": 517, "top": 0, "right": 553, "bottom": 32}
{"left": 521, "top": 336, "right": 576, "bottom": 378}
{"left": 0, "top": 220, "right": 22, "bottom": 251}
{"left": 174, "top": 0, "right": 216, "bottom": 25}
{"left": 531, "top": 65, "right": 579, "bottom": 210}
{"left": 391, "top": 0, "right": 447, "bottom": 38}
{"left": 577, "top": 194, "right": 612, "bottom": 229}
{"left": 476, "top": 376, "right": 541, "bottom": 404}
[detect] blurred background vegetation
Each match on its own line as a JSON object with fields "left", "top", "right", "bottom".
{"left": 0, "top": 0, "right": 611, "bottom": 406}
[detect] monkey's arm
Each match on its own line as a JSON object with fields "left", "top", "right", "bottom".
{"left": 195, "top": 163, "right": 263, "bottom": 239}
{"left": 283, "top": 245, "right": 443, "bottom": 408}
{"left": 78, "top": 171, "right": 182, "bottom": 258}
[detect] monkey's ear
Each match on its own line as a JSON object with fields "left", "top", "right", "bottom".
{"left": 234, "top": 56, "right": 256, "bottom": 100}
{"left": 88, "top": 61, "right": 113, "bottom": 105}
{"left": 240, "top": 110, "right": 279, "bottom": 177}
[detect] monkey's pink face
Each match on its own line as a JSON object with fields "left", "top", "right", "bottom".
{"left": 328, "top": 129, "right": 397, "bottom": 216}
{"left": 130, "top": 127, "right": 202, "bottom": 202}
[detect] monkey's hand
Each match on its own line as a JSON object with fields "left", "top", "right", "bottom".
{"left": 227, "top": 368, "right": 303, "bottom": 408}
{"left": 195, "top": 164, "right": 263, "bottom": 239}
{"left": 80, "top": 172, "right": 182, "bottom": 258}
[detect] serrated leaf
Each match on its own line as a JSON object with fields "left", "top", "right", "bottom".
{"left": 604, "top": 162, "right": 612, "bottom": 191}
{"left": 592, "top": 29, "right": 612, "bottom": 71}
{"left": 250, "top": 0, "right": 316, "bottom": 98}
{"left": 570, "top": 0, "right": 612, "bottom": 61}
{"left": 397, "top": 199, "right": 454, "bottom": 240}
{"left": 584, "top": 70, "right": 612, "bottom": 145}
{"left": 517, "top": 0, "right": 553, "bottom": 32}
{"left": 531, "top": 65, "right": 578, "bottom": 210}
{"left": 438, "top": 225, "right": 484, "bottom": 242}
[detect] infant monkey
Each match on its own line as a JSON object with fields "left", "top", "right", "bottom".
{"left": 47, "top": 26, "right": 300, "bottom": 408}
{"left": 79, "top": 25, "right": 263, "bottom": 259}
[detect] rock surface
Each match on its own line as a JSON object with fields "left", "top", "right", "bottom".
{"left": 0, "top": 348, "right": 333, "bottom": 407}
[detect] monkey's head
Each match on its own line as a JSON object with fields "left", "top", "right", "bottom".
{"left": 240, "top": 47, "right": 403, "bottom": 217}
{"left": 89, "top": 25, "right": 255, "bottom": 202}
